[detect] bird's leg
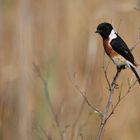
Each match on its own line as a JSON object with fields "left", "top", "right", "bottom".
{"left": 120, "top": 65, "right": 126, "bottom": 70}
{"left": 111, "top": 66, "right": 122, "bottom": 89}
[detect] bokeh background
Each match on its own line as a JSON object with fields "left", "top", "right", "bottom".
{"left": 0, "top": 0, "right": 140, "bottom": 140}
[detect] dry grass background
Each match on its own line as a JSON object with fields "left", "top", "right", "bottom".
{"left": 0, "top": 0, "right": 140, "bottom": 140}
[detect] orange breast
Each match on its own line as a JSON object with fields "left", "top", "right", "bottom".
{"left": 103, "top": 38, "right": 118, "bottom": 58}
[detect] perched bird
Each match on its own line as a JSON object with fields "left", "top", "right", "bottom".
{"left": 95, "top": 22, "right": 140, "bottom": 84}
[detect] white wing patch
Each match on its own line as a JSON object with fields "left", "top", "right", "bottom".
{"left": 109, "top": 29, "right": 117, "bottom": 43}
{"left": 126, "top": 60, "right": 136, "bottom": 68}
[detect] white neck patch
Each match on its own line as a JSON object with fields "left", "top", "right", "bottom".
{"left": 109, "top": 29, "right": 117, "bottom": 42}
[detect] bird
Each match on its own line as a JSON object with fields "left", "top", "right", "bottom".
{"left": 95, "top": 22, "right": 140, "bottom": 84}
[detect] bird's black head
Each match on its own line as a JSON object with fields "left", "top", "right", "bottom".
{"left": 95, "top": 22, "right": 113, "bottom": 39}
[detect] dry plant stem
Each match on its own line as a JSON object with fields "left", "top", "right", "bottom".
{"left": 68, "top": 69, "right": 102, "bottom": 140}
{"left": 96, "top": 68, "right": 121, "bottom": 140}
{"left": 68, "top": 73, "right": 102, "bottom": 115}
{"left": 69, "top": 64, "right": 93, "bottom": 140}
{"left": 106, "top": 79, "right": 137, "bottom": 120}
{"left": 97, "top": 79, "right": 137, "bottom": 140}
{"left": 33, "top": 64, "right": 64, "bottom": 140}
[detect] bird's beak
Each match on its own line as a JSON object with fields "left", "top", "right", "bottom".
{"left": 95, "top": 30, "right": 99, "bottom": 33}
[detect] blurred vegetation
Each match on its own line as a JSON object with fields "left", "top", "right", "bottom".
{"left": 0, "top": 0, "right": 140, "bottom": 140}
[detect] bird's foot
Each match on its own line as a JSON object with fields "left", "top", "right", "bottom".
{"left": 111, "top": 82, "right": 119, "bottom": 89}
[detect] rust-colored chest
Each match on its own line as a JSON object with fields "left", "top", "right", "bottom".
{"left": 103, "top": 38, "right": 118, "bottom": 58}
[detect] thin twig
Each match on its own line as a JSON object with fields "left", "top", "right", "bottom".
{"left": 96, "top": 68, "right": 121, "bottom": 140}
{"left": 68, "top": 73, "right": 102, "bottom": 116}
{"left": 69, "top": 60, "right": 94, "bottom": 140}
{"left": 105, "top": 79, "right": 137, "bottom": 123}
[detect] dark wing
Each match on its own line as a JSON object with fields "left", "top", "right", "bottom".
{"left": 110, "top": 35, "right": 136, "bottom": 66}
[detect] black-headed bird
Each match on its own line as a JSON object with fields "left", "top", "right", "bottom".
{"left": 95, "top": 22, "right": 140, "bottom": 84}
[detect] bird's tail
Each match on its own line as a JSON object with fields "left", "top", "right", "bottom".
{"left": 130, "top": 65, "right": 140, "bottom": 84}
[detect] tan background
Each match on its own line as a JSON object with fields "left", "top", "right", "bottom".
{"left": 0, "top": 0, "right": 140, "bottom": 140}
